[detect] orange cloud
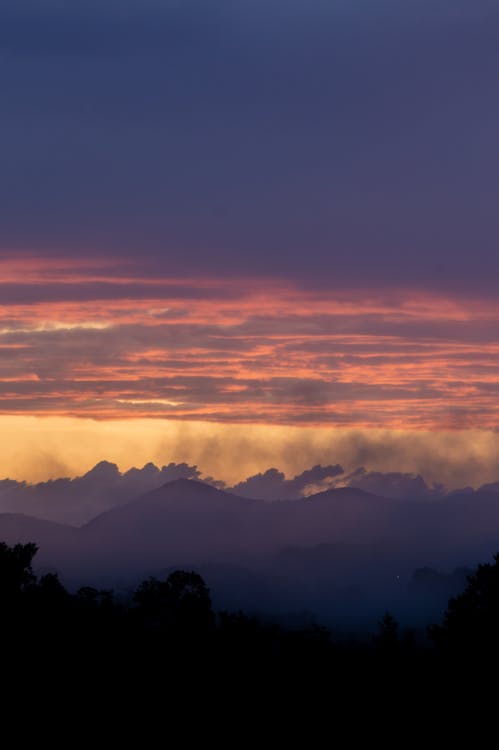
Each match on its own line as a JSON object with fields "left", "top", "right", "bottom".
{"left": 1, "top": 255, "right": 499, "bottom": 429}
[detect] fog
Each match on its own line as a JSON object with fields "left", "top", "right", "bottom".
{"left": 2, "top": 467, "right": 499, "bottom": 631}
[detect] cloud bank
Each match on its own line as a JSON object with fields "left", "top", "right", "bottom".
{"left": 1, "top": 258, "right": 499, "bottom": 430}
{"left": 2, "top": 416, "right": 499, "bottom": 491}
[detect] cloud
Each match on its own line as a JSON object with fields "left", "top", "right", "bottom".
{"left": 1, "top": 260, "right": 499, "bottom": 428}
{"left": 332, "top": 467, "right": 441, "bottom": 500}
{"left": 0, "top": 457, "right": 441, "bottom": 523}
{"left": 0, "top": 449, "right": 498, "bottom": 528}
{"left": 4, "top": 411, "right": 499, "bottom": 502}
{"left": 232, "top": 464, "right": 344, "bottom": 501}
{"left": 0, "top": 457, "right": 215, "bottom": 524}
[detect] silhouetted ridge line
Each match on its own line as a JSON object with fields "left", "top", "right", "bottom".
{"left": 0, "top": 512, "right": 75, "bottom": 530}
{"left": 81, "top": 478, "right": 259, "bottom": 532}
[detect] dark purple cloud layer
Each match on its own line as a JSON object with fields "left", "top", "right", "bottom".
{"left": 1, "top": 1, "right": 498, "bottom": 292}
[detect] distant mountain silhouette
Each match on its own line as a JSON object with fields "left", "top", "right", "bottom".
{"left": 2, "top": 477, "right": 499, "bottom": 628}
{"left": 83, "top": 481, "right": 397, "bottom": 565}
{"left": 0, "top": 462, "right": 210, "bottom": 524}
{"left": 0, "top": 512, "right": 74, "bottom": 545}
{"left": 81, "top": 480, "right": 262, "bottom": 577}
{"left": 87, "top": 478, "right": 254, "bottom": 523}
{"left": 0, "top": 460, "right": 452, "bottom": 525}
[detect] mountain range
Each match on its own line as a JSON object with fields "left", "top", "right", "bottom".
{"left": 2, "top": 474, "right": 499, "bottom": 630}
{"left": 0, "top": 459, "right": 485, "bottom": 525}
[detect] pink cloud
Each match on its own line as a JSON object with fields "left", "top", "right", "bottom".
{"left": 1, "top": 256, "right": 499, "bottom": 428}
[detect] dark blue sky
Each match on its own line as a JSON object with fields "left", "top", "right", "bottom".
{"left": 1, "top": 0, "right": 498, "bottom": 291}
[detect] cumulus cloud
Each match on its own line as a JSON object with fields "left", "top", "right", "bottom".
{"left": 334, "top": 467, "right": 443, "bottom": 500}
{"left": 6, "top": 416, "right": 499, "bottom": 492}
{"left": 6, "top": 445, "right": 499, "bottom": 525}
{"left": 232, "top": 464, "right": 344, "bottom": 501}
{"left": 0, "top": 459, "right": 219, "bottom": 524}
{"left": 231, "top": 463, "right": 440, "bottom": 501}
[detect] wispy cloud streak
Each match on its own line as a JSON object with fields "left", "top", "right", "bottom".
{"left": 1, "top": 256, "right": 499, "bottom": 428}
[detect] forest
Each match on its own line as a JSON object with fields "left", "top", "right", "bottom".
{"left": 2, "top": 539, "right": 496, "bottom": 696}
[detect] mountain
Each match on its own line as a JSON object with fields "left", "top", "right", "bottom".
{"left": 0, "top": 461, "right": 453, "bottom": 526}
{"left": 83, "top": 481, "right": 396, "bottom": 556}
{"left": 6, "top": 478, "right": 499, "bottom": 581}
{"left": 0, "top": 461, "right": 209, "bottom": 525}
{"left": 80, "top": 479, "right": 263, "bottom": 579}
{"left": 10, "top": 479, "right": 392, "bottom": 584}
{"left": 2, "top": 478, "right": 499, "bottom": 627}
{"left": 0, "top": 479, "right": 281, "bottom": 586}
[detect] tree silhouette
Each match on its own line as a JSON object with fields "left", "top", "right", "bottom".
{"left": 430, "top": 553, "right": 499, "bottom": 656}
{"left": 0, "top": 541, "right": 37, "bottom": 600}
{"left": 374, "top": 612, "right": 399, "bottom": 653}
{"left": 0, "top": 539, "right": 433, "bottom": 683}
{"left": 133, "top": 570, "right": 214, "bottom": 636}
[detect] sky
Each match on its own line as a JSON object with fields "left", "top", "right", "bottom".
{"left": 1, "top": 1, "right": 499, "bottom": 484}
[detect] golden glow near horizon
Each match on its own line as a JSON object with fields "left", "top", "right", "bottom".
{"left": 2, "top": 415, "right": 499, "bottom": 490}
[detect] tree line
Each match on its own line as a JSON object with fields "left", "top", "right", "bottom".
{"left": 2, "top": 540, "right": 497, "bottom": 687}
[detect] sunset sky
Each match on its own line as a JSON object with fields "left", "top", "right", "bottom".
{"left": 1, "top": 1, "right": 499, "bottom": 484}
